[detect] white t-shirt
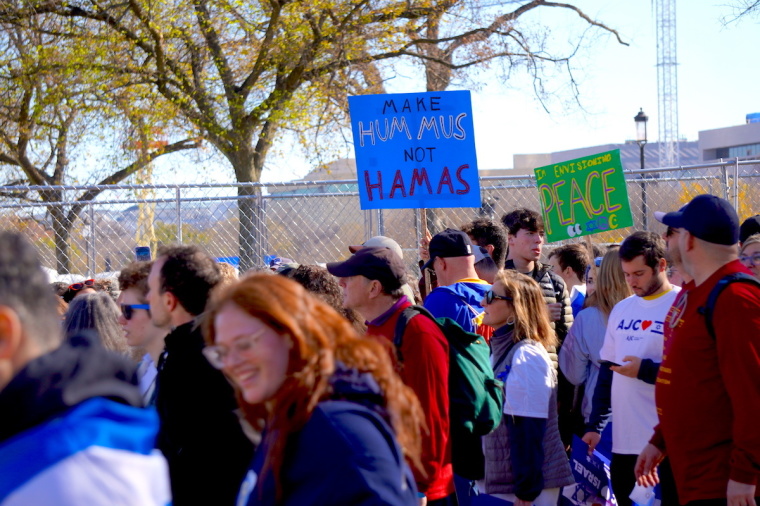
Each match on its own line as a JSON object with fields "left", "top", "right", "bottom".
{"left": 501, "top": 343, "right": 554, "bottom": 418}
{"left": 599, "top": 287, "right": 680, "bottom": 454}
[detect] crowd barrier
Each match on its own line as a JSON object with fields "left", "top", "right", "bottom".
{"left": 1, "top": 159, "right": 758, "bottom": 276}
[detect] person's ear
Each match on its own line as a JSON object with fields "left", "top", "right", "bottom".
{"left": 485, "top": 244, "right": 495, "bottom": 255}
{"left": 163, "top": 291, "right": 179, "bottom": 313}
{"left": 0, "top": 306, "right": 23, "bottom": 361}
{"left": 657, "top": 257, "right": 668, "bottom": 273}
{"left": 367, "top": 279, "right": 383, "bottom": 299}
{"left": 681, "top": 230, "right": 696, "bottom": 252}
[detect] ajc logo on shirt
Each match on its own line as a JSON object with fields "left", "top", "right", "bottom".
{"left": 616, "top": 319, "right": 665, "bottom": 340}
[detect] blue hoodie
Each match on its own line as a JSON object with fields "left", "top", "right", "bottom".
{"left": 423, "top": 279, "right": 491, "bottom": 333}
{"left": 237, "top": 365, "right": 419, "bottom": 506}
{"left": 0, "top": 332, "right": 170, "bottom": 505}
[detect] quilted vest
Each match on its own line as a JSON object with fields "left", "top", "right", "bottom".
{"left": 482, "top": 338, "right": 575, "bottom": 495}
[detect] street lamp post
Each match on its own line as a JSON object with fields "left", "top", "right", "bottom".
{"left": 634, "top": 108, "right": 649, "bottom": 230}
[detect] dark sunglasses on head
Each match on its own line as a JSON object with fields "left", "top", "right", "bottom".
{"left": 69, "top": 279, "right": 95, "bottom": 291}
{"left": 484, "top": 290, "right": 512, "bottom": 305}
{"left": 120, "top": 304, "right": 151, "bottom": 320}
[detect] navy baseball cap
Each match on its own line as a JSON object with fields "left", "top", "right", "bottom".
{"left": 326, "top": 247, "right": 406, "bottom": 290}
{"left": 422, "top": 228, "right": 473, "bottom": 271}
{"left": 654, "top": 194, "right": 739, "bottom": 246}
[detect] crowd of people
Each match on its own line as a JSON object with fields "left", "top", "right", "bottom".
{"left": 0, "top": 193, "right": 758, "bottom": 506}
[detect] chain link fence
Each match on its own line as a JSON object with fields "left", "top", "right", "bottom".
{"left": 2, "top": 159, "right": 759, "bottom": 277}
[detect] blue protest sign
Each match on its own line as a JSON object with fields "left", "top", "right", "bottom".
{"left": 348, "top": 91, "right": 481, "bottom": 210}
{"left": 564, "top": 435, "right": 613, "bottom": 505}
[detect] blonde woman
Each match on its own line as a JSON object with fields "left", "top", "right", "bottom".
{"left": 559, "top": 249, "right": 633, "bottom": 427}
{"left": 479, "top": 270, "right": 574, "bottom": 506}
{"left": 739, "top": 233, "right": 760, "bottom": 278}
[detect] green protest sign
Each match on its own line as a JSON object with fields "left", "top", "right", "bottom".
{"left": 534, "top": 149, "right": 633, "bottom": 242}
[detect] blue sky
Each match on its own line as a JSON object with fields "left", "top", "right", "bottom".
{"left": 468, "top": 0, "right": 760, "bottom": 170}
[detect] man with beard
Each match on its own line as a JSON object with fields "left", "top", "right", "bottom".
{"left": 637, "top": 196, "right": 760, "bottom": 505}
{"left": 583, "top": 231, "right": 680, "bottom": 506}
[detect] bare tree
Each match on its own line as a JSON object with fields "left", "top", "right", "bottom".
{"left": 722, "top": 0, "right": 760, "bottom": 23}
{"left": 0, "top": 0, "right": 625, "bottom": 270}
{"left": 0, "top": 20, "right": 198, "bottom": 272}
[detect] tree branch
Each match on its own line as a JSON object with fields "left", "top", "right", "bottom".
{"left": 68, "top": 137, "right": 200, "bottom": 220}
{"left": 191, "top": 0, "right": 237, "bottom": 107}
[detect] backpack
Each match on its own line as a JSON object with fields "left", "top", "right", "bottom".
{"left": 393, "top": 305, "right": 504, "bottom": 479}
{"left": 698, "top": 272, "right": 760, "bottom": 339}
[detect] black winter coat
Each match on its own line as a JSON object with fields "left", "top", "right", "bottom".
{"left": 156, "top": 321, "right": 254, "bottom": 506}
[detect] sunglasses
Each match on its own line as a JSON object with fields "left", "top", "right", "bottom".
{"left": 69, "top": 279, "right": 95, "bottom": 291}
{"left": 120, "top": 303, "right": 151, "bottom": 320}
{"left": 484, "top": 290, "right": 512, "bottom": 304}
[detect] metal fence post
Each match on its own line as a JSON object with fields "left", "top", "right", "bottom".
{"left": 734, "top": 157, "right": 740, "bottom": 211}
{"left": 88, "top": 203, "right": 96, "bottom": 276}
{"left": 257, "top": 189, "right": 265, "bottom": 262}
{"left": 721, "top": 163, "right": 730, "bottom": 202}
{"left": 640, "top": 176, "right": 648, "bottom": 231}
{"left": 377, "top": 209, "right": 385, "bottom": 236}
{"left": 176, "top": 187, "right": 183, "bottom": 243}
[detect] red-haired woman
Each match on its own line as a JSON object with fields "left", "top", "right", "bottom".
{"left": 202, "top": 273, "right": 424, "bottom": 505}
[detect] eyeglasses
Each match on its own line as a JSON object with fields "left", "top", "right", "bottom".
{"left": 120, "top": 304, "right": 151, "bottom": 320}
{"left": 484, "top": 290, "right": 512, "bottom": 305}
{"left": 740, "top": 252, "right": 760, "bottom": 267}
{"left": 69, "top": 279, "right": 95, "bottom": 291}
{"left": 203, "top": 328, "right": 267, "bottom": 370}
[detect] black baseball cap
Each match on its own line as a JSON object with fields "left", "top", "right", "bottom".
{"left": 654, "top": 194, "right": 739, "bottom": 246}
{"left": 422, "top": 228, "right": 473, "bottom": 271}
{"left": 326, "top": 247, "right": 406, "bottom": 290}
{"left": 740, "top": 215, "right": 760, "bottom": 244}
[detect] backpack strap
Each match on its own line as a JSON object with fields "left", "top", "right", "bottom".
{"left": 698, "top": 272, "right": 760, "bottom": 340}
{"left": 393, "top": 305, "right": 438, "bottom": 362}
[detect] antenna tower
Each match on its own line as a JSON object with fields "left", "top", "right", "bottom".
{"left": 655, "top": 0, "right": 680, "bottom": 166}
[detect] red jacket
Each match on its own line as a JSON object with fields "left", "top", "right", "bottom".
{"left": 651, "top": 260, "right": 760, "bottom": 502}
{"left": 367, "top": 299, "right": 455, "bottom": 500}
